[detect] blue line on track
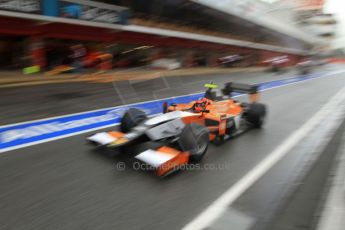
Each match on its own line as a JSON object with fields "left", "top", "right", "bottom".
{"left": 0, "top": 70, "right": 338, "bottom": 151}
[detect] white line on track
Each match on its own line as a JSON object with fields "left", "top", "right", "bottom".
{"left": 316, "top": 127, "right": 345, "bottom": 230}
{"left": 182, "top": 81, "right": 345, "bottom": 230}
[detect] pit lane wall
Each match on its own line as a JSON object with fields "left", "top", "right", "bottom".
{"left": 1, "top": 70, "right": 341, "bottom": 153}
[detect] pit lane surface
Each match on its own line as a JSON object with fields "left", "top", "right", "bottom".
{"left": 1, "top": 66, "right": 345, "bottom": 230}
{"left": 0, "top": 68, "right": 312, "bottom": 125}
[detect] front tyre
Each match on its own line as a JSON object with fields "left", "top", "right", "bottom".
{"left": 120, "top": 108, "right": 147, "bottom": 133}
{"left": 178, "top": 123, "right": 209, "bottom": 162}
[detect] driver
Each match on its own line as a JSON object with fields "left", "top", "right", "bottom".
{"left": 194, "top": 97, "right": 211, "bottom": 113}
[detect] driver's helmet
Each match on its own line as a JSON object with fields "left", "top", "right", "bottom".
{"left": 194, "top": 97, "right": 210, "bottom": 112}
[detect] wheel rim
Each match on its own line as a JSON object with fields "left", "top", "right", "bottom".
{"left": 196, "top": 136, "right": 207, "bottom": 154}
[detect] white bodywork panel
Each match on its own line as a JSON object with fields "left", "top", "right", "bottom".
{"left": 145, "top": 119, "right": 185, "bottom": 140}
{"left": 135, "top": 149, "right": 176, "bottom": 168}
{"left": 234, "top": 114, "right": 242, "bottom": 129}
{"left": 87, "top": 132, "right": 117, "bottom": 145}
{"left": 144, "top": 111, "right": 194, "bottom": 126}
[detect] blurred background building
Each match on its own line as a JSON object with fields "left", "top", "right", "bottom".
{"left": 0, "top": 0, "right": 337, "bottom": 72}
{"left": 324, "top": 0, "right": 345, "bottom": 56}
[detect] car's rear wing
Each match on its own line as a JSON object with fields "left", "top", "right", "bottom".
{"left": 222, "top": 82, "right": 259, "bottom": 102}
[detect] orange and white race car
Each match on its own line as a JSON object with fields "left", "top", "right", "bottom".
{"left": 87, "top": 82, "right": 267, "bottom": 176}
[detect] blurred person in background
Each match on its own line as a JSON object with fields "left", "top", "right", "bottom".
{"left": 69, "top": 44, "right": 86, "bottom": 73}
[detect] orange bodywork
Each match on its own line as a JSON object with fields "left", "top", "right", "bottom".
{"left": 107, "top": 131, "right": 124, "bottom": 138}
{"left": 155, "top": 146, "right": 189, "bottom": 177}
{"left": 169, "top": 101, "right": 195, "bottom": 111}
{"left": 169, "top": 98, "right": 242, "bottom": 138}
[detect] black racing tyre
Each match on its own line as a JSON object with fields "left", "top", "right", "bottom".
{"left": 301, "top": 69, "right": 310, "bottom": 75}
{"left": 178, "top": 123, "right": 209, "bottom": 162}
{"left": 120, "top": 108, "right": 147, "bottom": 133}
{"left": 272, "top": 66, "right": 279, "bottom": 72}
{"left": 246, "top": 103, "right": 267, "bottom": 128}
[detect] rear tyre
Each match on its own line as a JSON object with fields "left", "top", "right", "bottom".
{"left": 246, "top": 103, "right": 267, "bottom": 128}
{"left": 301, "top": 69, "right": 310, "bottom": 75}
{"left": 120, "top": 108, "right": 147, "bottom": 133}
{"left": 178, "top": 123, "right": 209, "bottom": 162}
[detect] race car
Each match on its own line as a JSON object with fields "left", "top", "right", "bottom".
{"left": 263, "top": 56, "right": 289, "bottom": 73}
{"left": 87, "top": 82, "right": 267, "bottom": 176}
